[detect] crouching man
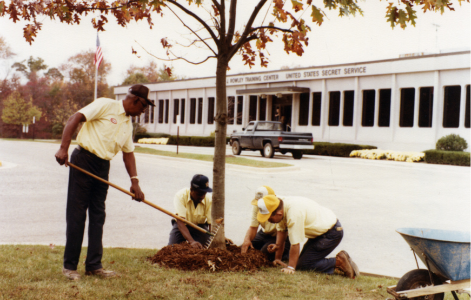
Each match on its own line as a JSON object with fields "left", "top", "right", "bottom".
{"left": 255, "top": 195, "right": 360, "bottom": 278}
{"left": 168, "top": 174, "right": 213, "bottom": 249}
{"left": 241, "top": 186, "right": 290, "bottom": 261}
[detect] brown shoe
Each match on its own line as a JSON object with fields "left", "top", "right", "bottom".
{"left": 335, "top": 251, "right": 355, "bottom": 279}
{"left": 85, "top": 268, "right": 117, "bottom": 278}
{"left": 63, "top": 268, "right": 81, "bottom": 281}
{"left": 341, "top": 250, "right": 361, "bottom": 278}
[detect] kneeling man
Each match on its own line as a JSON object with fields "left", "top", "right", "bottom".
{"left": 256, "top": 195, "right": 359, "bottom": 278}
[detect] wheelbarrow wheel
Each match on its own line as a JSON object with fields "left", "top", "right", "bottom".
{"left": 396, "top": 269, "right": 444, "bottom": 300}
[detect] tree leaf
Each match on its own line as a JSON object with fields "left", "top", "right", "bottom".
{"left": 311, "top": 5, "right": 324, "bottom": 25}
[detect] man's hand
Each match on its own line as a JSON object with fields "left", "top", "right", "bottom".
{"left": 225, "top": 238, "right": 234, "bottom": 245}
{"left": 55, "top": 148, "right": 69, "bottom": 166}
{"left": 130, "top": 181, "right": 144, "bottom": 201}
{"left": 190, "top": 241, "right": 203, "bottom": 249}
{"left": 273, "top": 259, "right": 287, "bottom": 268}
{"left": 267, "top": 243, "right": 280, "bottom": 253}
{"left": 281, "top": 267, "right": 295, "bottom": 274}
{"left": 240, "top": 240, "right": 253, "bottom": 254}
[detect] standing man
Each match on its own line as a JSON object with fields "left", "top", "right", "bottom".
{"left": 241, "top": 186, "right": 290, "bottom": 261}
{"left": 255, "top": 195, "right": 359, "bottom": 278}
{"left": 168, "top": 174, "right": 213, "bottom": 249}
{"left": 55, "top": 84, "right": 155, "bottom": 280}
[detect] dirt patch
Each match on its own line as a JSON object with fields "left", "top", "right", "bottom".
{"left": 148, "top": 243, "right": 274, "bottom": 272}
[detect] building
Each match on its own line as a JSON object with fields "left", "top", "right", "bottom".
{"left": 114, "top": 50, "right": 470, "bottom": 151}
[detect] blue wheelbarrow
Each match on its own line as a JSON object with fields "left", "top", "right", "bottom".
{"left": 387, "top": 228, "right": 470, "bottom": 300}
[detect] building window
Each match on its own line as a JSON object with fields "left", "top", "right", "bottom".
{"left": 180, "top": 99, "right": 185, "bottom": 124}
{"left": 418, "top": 87, "right": 433, "bottom": 128}
{"left": 207, "top": 97, "right": 215, "bottom": 124}
{"left": 237, "top": 96, "right": 243, "bottom": 125}
{"left": 298, "top": 93, "right": 309, "bottom": 126}
{"left": 164, "top": 99, "right": 169, "bottom": 124}
{"left": 399, "top": 88, "right": 415, "bottom": 127}
{"left": 259, "top": 97, "right": 267, "bottom": 121}
{"left": 362, "top": 90, "right": 375, "bottom": 127}
{"left": 465, "top": 85, "right": 470, "bottom": 128}
{"left": 173, "top": 99, "right": 179, "bottom": 124}
{"left": 197, "top": 98, "right": 203, "bottom": 124}
{"left": 227, "top": 96, "right": 235, "bottom": 125}
{"left": 443, "top": 86, "right": 461, "bottom": 128}
{"left": 158, "top": 100, "right": 164, "bottom": 124}
{"left": 144, "top": 105, "right": 150, "bottom": 123}
{"left": 150, "top": 100, "right": 155, "bottom": 124}
{"left": 249, "top": 96, "right": 257, "bottom": 121}
{"left": 328, "top": 91, "right": 340, "bottom": 126}
{"left": 378, "top": 89, "right": 391, "bottom": 127}
{"left": 311, "top": 92, "right": 321, "bottom": 126}
{"left": 190, "top": 98, "right": 196, "bottom": 124}
{"left": 343, "top": 91, "right": 354, "bottom": 126}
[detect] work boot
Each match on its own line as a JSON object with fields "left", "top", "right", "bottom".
{"left": 85, "top": 268, "right": 117, "bottom": 278}
{"left": 63, "top": 268, "right": 81, "bottom": 281}
{"left": 335, "top": 251, "right": 357, "bottom": 279}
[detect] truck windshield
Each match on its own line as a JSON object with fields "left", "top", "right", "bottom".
{"left": 245, "top": 124, "right": 254, "bottom": 131}
{"left": 256, "top": 122, "right": 282, "bottom": 131}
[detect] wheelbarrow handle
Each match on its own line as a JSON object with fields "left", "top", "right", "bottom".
{"left": 66, "top": 162, "right": 214, "bottom": 237}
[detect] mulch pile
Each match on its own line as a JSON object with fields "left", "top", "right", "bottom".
{"left": 148, "top": 243, "right": 273, "bottom": 272}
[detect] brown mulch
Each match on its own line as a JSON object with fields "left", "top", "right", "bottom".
{"left": 148, "top": 243, "right": 274, "bottom": 272}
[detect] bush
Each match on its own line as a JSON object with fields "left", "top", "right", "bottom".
{"left": 304, "top": 142, "right": 377, "bottom": 157}
{"left": 436, "top": 134, "right": 468, "bottom": 151}
{"left": 424, "top": 150, "right": 470, "bottom": 166}
{"left": 166, "top": 136, "right": 231, "bottom": 147}
{"left": 51, "top": 123, "right": 64, "bottom": 139}
{"left": 134, "top": 132, "right": 170, "bottom": 142}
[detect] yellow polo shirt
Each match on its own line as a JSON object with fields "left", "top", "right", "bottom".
{"left": 77, "top": 98, "right": 134, "bottom": 160}
{"left": 174, "top": 188, "right": 212, "bottom": 225}
{"left": 276, "top": 196, "right": 337, "bottom": 245}
{"left": 250, "top": 204, "right": 277, "bottom": 236}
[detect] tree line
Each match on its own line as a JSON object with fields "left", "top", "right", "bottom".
{"left": 0, "top": 36, "right": 176, "bottom": 139}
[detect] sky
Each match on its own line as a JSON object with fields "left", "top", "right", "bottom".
{"left": 0, "top": 1, "right": 470, "bottom": 87}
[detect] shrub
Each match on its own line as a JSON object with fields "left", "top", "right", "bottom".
{"left": 134, "top": 132, "right": 170, "bottom": 142}
{"left": 424, "top": 150, "right": 470, "bottom": 166}
{"left": 304, "top": 142, "right": 377, "bottom": 157}
{"left": 166, "top": 136, "right": 231, "bottom": 147}
{"left": 436, "top": 134, "right": 468, "bottom": 151}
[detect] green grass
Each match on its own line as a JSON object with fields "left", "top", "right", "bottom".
{"left": 0, "top": 245, "right": 400, "bottom": 300}
{"left": 134, "top": 147, "right": 292, "bottom": 168}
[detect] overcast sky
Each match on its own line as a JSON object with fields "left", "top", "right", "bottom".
{"left": 1, "top": 1, "right": 469, "bottom": 86}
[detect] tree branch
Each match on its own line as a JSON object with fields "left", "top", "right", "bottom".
{"left": 249, "top": 26, "right": 293, "bottom": 34}
{"left": 166, "top": 0, "right": 219, "bottom": 44}
{"left": 136, "top": 41, "right": 216, "bottom": 65}
{"left": 226, "top": 0, "right": 238, "bottom": 47}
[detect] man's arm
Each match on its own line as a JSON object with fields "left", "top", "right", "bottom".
{"left": 55, "top": 112, "right": 86, "bottom": 166}
{"left": 281, "top": 243, "right": 300, "bottom": 274}
{"left": 176, "top": 219, "right": 203, "bottom": 249}
{"left": 241, "top": 226, "right": 258, "bottom": 254}
{"left": 122, "top": 151, "right": 145, "bottom": 201}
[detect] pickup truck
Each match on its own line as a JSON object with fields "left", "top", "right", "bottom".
{"left": 230, "top": 121, "right": 314, "bottom": 159}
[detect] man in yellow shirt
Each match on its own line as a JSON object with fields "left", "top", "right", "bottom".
{"left": 55, "top": 84, "right": 154, "bottom": 280}
{"left": 169, "top": 174, "right": 213, "bottom": 249}
{"left": 256, "top": 195, "right": 360, "bottom": 279}
{"left": 241, "top": 186, "right": 290, "bottom": 261}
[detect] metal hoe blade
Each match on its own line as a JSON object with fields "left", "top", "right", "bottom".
{"left": 204, "top": 224, "right": 222, "bottom": 249}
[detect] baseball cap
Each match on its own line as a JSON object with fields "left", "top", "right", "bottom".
{"left": 190, "top": 174, "right": 213, "bottom": 193}
{"left": 129, "top": 84, "right": 155, "bottom": 106}
{"left": 251, "top": 186, "right": 275, "bottom": 205}
{"left": 255, "top": 195, "right": 280, "bottom": 223}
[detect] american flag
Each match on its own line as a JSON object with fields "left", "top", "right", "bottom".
{"left": 94, "top": 34, "right": 103, "bottom": 68}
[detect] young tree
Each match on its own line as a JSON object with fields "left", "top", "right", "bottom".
{"left": 2, "top": 0, "right": 466, "bottom": 248}
{"left": 2, "top": 91, "right": 42, "bottom": 129}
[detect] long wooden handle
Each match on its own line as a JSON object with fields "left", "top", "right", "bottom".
{"left": 66, "top": 162, "right": 213, "bottom": 236}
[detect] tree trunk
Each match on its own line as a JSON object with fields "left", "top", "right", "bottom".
{"left": 210, "top": 57, "right": 228, "bottom": 249}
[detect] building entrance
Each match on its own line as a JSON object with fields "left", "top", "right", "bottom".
{"left": 271, "top": 94, "right": 292, "bottom": 131}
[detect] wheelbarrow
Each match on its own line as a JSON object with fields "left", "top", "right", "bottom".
{"left": 387, "top": 228, "right": 470, "bottom": 300}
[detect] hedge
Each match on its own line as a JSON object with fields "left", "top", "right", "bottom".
{"left": 304, "top": 142, "right": 377, "bottom": 157}
{"left": 423, "top": 150, "right": 470, "bottom": 166}
{"left": 165, "top": 136, "right": 231, "bottom": 147}
{"left": 134, "top": 132, "right": 170, "bottom": 141}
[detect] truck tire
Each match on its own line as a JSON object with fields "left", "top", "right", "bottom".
{"left": 279, "top": 150, "right": 287, "bottom": 155}
{"left": 263, "top": 143, "right": 274, "bottom": 158}
{"left": 292, "top": 150, "right": 303, "bottom": 160}
{"left": 232, "top": 140, "right": 242, "bottom": 155}
{"left": 259, "top": 150, "right": 265, "bottom": 157}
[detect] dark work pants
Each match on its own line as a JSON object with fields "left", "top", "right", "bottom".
{"left": 296, "top": 220, "right": 343, "bottom": 274}
{"left": 252, "top": 230, "right": 291, "bottom": 261}
{"left": 63, "top": 147, "right": 110, "bottom": 272}
{"left": 168, "top": 220, "right": 211, "bottom": 246}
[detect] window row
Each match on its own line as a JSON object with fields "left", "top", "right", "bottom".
{"left": 298, "top": 85, "right": 470, "bottom": 128}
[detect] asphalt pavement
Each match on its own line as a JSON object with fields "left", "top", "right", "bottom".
{"left": 0, "top": 139, "right": 469, "bottom": 278}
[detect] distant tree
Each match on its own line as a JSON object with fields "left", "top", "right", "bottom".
{"left": 0, "top": 36, "right": 14, "bottom": 60}
{"left": 122, "top": 61, "right": 178, "bottom": 84}
{"left": 1, "top": 91, "right": 42, "bottom": 126}
{"left": 122, "top": 72, "right": 149, "bottom": 85}
{"left": 45, "top": 68, "right": 64, "bottom": 81}
{"left": 12, "top": 56, "right": 48, "bottom": 76}
{"left": 157, "top": 66, "right": 177, "bottom": 81}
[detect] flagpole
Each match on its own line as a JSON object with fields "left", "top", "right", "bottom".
{"left": 95, "top": 32, "right": 98, "bottom": 100}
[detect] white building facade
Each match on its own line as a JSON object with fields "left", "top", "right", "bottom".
{"left": 114, "top": 51, "right": 470, "bottom": 151}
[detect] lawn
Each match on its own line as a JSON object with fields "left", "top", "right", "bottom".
{"left": 0, "top": 245, "right": 398, "bottom": 300}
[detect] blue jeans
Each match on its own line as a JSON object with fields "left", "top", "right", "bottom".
{"left": 168, "top": 219, "right": 211, "bottom": 246}
{"left": 296, "top": 220, "right": 343, "bottom": 274}
{"left": 252, "top": 230, "right": 291, "bottom": 261}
